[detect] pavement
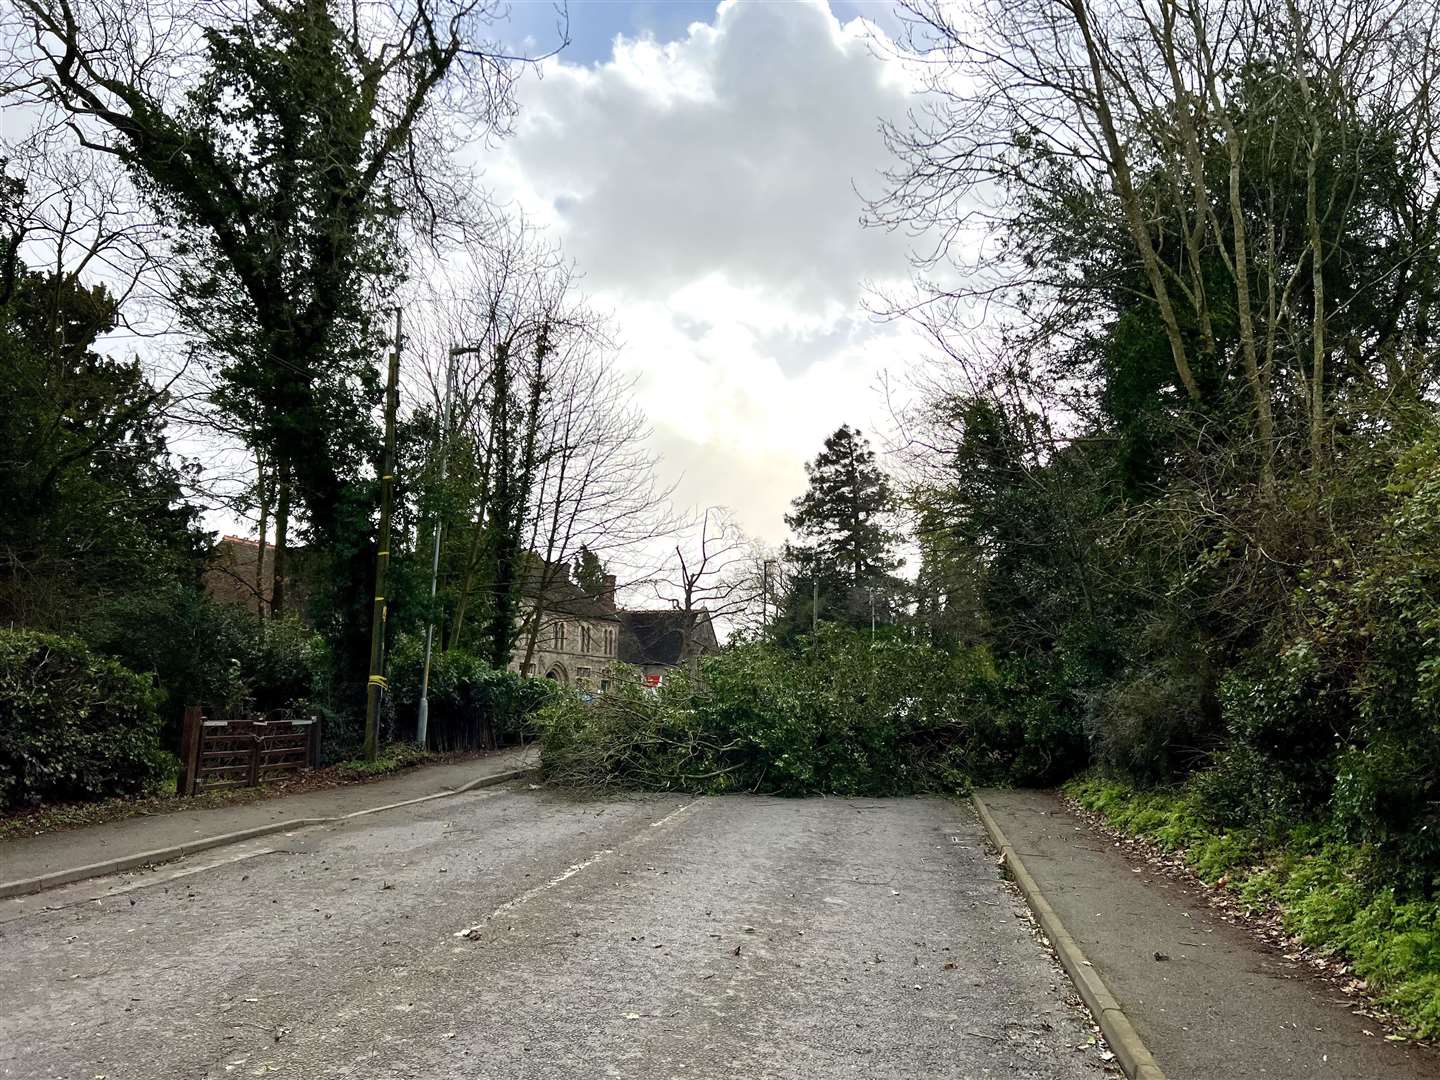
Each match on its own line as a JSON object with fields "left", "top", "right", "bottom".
{"left": 0, "top": 788, "right": 1114, "bottom": 1079}
{"left": 0, "top": 745, "right": 538, "bottom": 889}
{"left": 977, "top": 788, "right": 1440, "bottom": 1080}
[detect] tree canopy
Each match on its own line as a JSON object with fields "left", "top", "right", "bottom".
{"left": 0, "top": 177, "right": 204, "bottom": 643}
{"left": 780, "top": 424, "right": 903, "bottom": 631}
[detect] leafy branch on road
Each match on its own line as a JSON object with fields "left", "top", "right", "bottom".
{"left": 537, "top": 627, "right": 1080, "bottom": 796}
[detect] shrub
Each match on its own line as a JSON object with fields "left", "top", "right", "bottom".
{"left": 1189, "top": 742, "right": 1308, "bottom": 838}
{"left": 1091, "top": 665, "right": 1211, "bottom": 783}
{"left": 334, "top": 742, "right": 432, "bottom": 779}
{"left": 1085, "top": 613, "right": 1218, "bottom": 785}
{"left": 0, "top": 629, "right": 168, "bottom": 808}
{"left": 387, "top": 638, "right": 556, "bottom": 751}
{"left": 89, "top": 590, "right": 334, "bottom": 748}
{"left": 537, "top": 670, "right": 724, "bottom": 790}
{"left": 245, "top": 615, "right": 333, "bottom": 713}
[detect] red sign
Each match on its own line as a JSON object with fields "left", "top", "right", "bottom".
{"left": 642, "top": 673, "right": 662, "bottom": 688}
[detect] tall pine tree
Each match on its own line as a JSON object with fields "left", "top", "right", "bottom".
{"left": 781, "top": 425, "right": 902, "bottom": 632}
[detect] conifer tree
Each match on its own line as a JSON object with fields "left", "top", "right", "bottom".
{"left": 782, "top": 425, "right": 903, "bottom": 631}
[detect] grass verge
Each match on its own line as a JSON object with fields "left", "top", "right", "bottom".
{"left": 334, "top": 742, "right": 434, "bottom": 779}
{"left": 1065, "top": 773, "right": 1440, "bottom": 1040}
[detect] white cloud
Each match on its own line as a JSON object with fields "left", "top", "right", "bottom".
{"left": 487, "top": 0, "right": 927, "bottom": 547}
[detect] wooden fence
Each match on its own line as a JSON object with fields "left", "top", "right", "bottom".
{"left": 177, "top": 706, "right": 321, "bottom": 796}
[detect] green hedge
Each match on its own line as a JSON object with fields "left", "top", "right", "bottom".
{"left": 0, "top": 629, "right": 168, "bottom": 808}
{"left": 387, "top": 638, "right": 556, "bottom": 751}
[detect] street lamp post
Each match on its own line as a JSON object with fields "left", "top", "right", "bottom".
{"left": 417, "top": 343, "right": 475, "bottom": 747}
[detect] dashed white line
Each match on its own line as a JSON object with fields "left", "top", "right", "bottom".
{"left": 454, "top": 848, "right": 615, "bottom": 939}
{"left": 452, "top": 799, "right": 698, "bottom": 939}
{"left": 649, "top": 801, "right": 697, "bottom": 828}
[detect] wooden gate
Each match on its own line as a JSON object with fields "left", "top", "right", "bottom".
{"left": 177, "top": 706, "right": 321, "bottom": 796}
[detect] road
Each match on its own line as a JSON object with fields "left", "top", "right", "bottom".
{"left": 1, "top": 784, "right": 1114, "bottom": 1079}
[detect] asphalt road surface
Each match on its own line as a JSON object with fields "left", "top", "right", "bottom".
{"left": 1, "top": 784, "right": 1114, "bottom": 1079}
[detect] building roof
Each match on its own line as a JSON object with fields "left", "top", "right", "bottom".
{"left": 521, "top": 556, "right": 619, "bottom": 621}
{"left": 618, "top": 609, "right": 719, "bottom": 667}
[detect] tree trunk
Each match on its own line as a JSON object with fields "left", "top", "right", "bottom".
{"left": 254, "top": 451, "right": 272, "bottom": 627}
{"left": 1183, "top": 2, "right": 1277, "bottom": 499}
{"left": 1068, "top": 0, "right": 1201, "bottom": 402}
{"left": 450, "top": 412, "right": 498, "bottom": 650}
{"left": 484, "top": 344, "right": 516, "bottom": 670}
{"left": 271, "top": 458, "right": 292, "bottom": 618}
{"left": 1223, "top": 129, "right": 1278, "bottom": 499}
{"left": 1290, "top": 0, "right": 1328, "bottom": 482}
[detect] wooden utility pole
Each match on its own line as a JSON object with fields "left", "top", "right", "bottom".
{"left": 364, "top": 308, "right": 402, "bottom": 762}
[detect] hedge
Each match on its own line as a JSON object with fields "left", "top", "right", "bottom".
{"left": 387, "top": 639, "right": 557, "bottom": 751}
{"left": 0, "top": 629, "right": 168, "bottom": 808}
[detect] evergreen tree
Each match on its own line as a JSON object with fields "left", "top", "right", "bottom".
{"left": 572, "top": 546, "right": 608, "bottom": 596}
{"left": 781, "top": 425, "right": 903, "bottom": 631}
{"left": 0, "top": 184, "right": 207, "bottom": 642}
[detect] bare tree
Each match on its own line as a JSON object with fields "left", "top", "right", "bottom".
{"left": 514, "top": 344, "right": 679, "bottom": 669}
{"left": 650, "top": 508, "right": 764, "bottom": 660}
{"left": 403, "top": 224, "right": 678, "bottom": 670}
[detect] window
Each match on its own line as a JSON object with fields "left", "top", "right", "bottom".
{"left": 600, "top": 678, "right": 611, "bottom": 692}
{"left": 604, "top": 628, "right": 614, "bottom": 655}
{"left": 553, "top": 621, "right": 565, "bottom": 650}
{"left": 582, "top": 625, "right": 592, "bottom": 653}
{"left": 577, "top": 665, "right": 592, "bottom": 690}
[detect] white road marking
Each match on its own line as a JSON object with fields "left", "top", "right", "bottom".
{"left": 1, "top": 846, "right": 280, "bottom": 923}
{"left": 453, "top": 849, "right": 613, "bottom": 938}
{"left": 650, "top": 801, "right": 696, "bottom": 828}
{"left": 453, "top": 799, "right": 698, "bottom": 939}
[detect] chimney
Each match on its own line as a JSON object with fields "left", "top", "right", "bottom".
{"left": 601, "top": 573, "right": 617, "bottom": 611}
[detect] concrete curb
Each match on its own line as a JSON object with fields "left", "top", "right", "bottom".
{"left": 972, "top": 793, "right": 1167, "bottom": 1080}
{"left": 0, "top": 765, "right": 538, "bottom": 902}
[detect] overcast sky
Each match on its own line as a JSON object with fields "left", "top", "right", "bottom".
{"left": 484, "top": 0, "right": 927, "bottom": 547}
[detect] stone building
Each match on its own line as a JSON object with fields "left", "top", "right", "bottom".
{"left": 506, "top": 559, "right": 721, "bottom": 690}
{"left": 509, "top": 564, "right": 623, "bottom": 691}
